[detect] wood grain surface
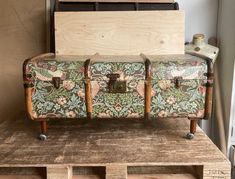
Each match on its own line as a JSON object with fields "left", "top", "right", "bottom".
{"left": 0, "top": 117, "right": 231, "bottom": 178}
{"left": 55, "top": 11, "right": 184, "bottom": 55}
{"left": 0, "top": 117, "right": 229, "bottom": 166}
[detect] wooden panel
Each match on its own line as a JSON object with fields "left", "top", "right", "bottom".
{"left": 47, "top": 166, "right": 72, "bottom": 179}
{"left": 203, "top": 164, "right": 231, "bottom": 179}
{"left": 106, "top": 165, "right": 127, "bottom": 179}
{"left": 55, "top": 11, "right": 184, "bottom": 55}
{"left": 59, "top": 0, "right": 174, "bottom": 3}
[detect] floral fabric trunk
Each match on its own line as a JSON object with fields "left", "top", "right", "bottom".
{"left": 90, "top": 61, "right": 146, "bottom": 118}
{"left": 23, "top": 54, "right": 209, "bottom": 120}
{"left": 149, "top": 55, "right": 207, "bottom": 118}
{"left": 23, "top": 55, "right": 87, "bottom": 119}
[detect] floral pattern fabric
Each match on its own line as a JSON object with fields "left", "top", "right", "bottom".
{"left": 150, "top": 54, "right": 207, "bottom": 80}
{"left": 149, "top": 54, "right": 208, "bottom": 118}
{"left": 23, "top": 54, "right": 210, "bottom": 120}
{"left": 24, "top": 56, "right": 87, "bottom": 119}
{"left": 151, "top": 79, "right": 207, "bottom": 118}
{"left": 90, "top": 62, "right": 145, "bottom": 118}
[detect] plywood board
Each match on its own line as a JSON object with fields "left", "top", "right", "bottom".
{"left": 55, "top": 11, "right": 184, "bottom": 55}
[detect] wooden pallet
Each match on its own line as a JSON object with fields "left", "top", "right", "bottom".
{"left": 0, "top": 117, "right": 231, "bottom": 179}
{"left": 58, "top": 0, "right": 174, "bottom": 3}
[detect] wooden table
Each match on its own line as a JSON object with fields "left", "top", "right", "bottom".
{"left": 0, "top": 117, "right": 231, "bottom": 179}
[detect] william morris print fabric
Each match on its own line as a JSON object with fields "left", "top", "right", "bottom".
{"left": 24, "top": 56, "right": 87, "bottom": 119}
{"left": 150, "top": 55, "right": 207, "bottom": 118}
{"left": 23, "top": 54, "right": 209, "bottom": 120}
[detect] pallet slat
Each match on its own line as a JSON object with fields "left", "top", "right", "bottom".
{"left": 47, "top": 166, "right": 72, "bottom": 179}
{"left": 58, "top": 0, "right": 174, "bottom": 3}
{"left": 106, "top": 165, "right": 127, "bottom": 179}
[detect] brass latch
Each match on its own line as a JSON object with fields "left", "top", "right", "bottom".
{"left": 173, "top": 76, "right": 183, "bottom": 89}
{"left": 52, "top": 77, "right": 62, "bottom": 89}
{"left": 107, "top": 73, "right": 126, "bottom": 93}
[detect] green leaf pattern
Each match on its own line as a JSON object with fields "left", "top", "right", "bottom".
{"left": 150, "top": 56, "right": 207, "bottom": 118}
{"left": 25, "top": 58, "right": 87, "bottom": 118}
{"left": 24, "top": 55, "right": 208, "bottom": 119}
{"left": 90, "top": 62, "right": 146, "bottom": 118}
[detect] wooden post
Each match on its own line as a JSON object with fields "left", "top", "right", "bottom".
{"left": 190, "top": 120, "right": 197, "bottom": 134}
{"left": 106, "top": 165, "right": 127, "bottom": 179}
{"left": 47, "top": 166, "right": 73, "bottom": 179}
{"left": 84, "top": 59, "right": 93, "bottom": 119}
{"left": 144, "top": 56, "right": 152, "bottom": 120}
{"left": 40, "top": 121, "right": 48, "bottom": 134}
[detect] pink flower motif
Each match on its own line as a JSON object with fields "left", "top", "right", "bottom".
{"left": 158, "top": 80, "right": 172, "bottom": 90}
{"left": 42, "top": 64, "right": 48, "bottom": 69}
{"left": 198, "top": 86, "right": 206, "bottom": 94}
{"left": 166, "top": 96, "right": 176, "bottom": 105}
{"left": 79, "top": 67, "right": 85, "bottom": 73}
{"left": 32, "top": 111, "right": 38, "bottom": 118}
{"left": 158, "top": 110, "right": 168, "bottom": 117}
{"left": 136, "top": 81, "right": 145, "bottom": 97}
{"left": 127, "top": 113, "right": 140, "bottom": 118}
{"left": 77, "top": 90, "right": 85, "bottom": 98}
{"left": 91, "top": 81, "right": 100, "bottom": 98}
{"left": 50, "top": 66, "right": 57, "bottom": 72}
{"left": 151, "top": 89, "right": 156, "bottom": 96}
{"left": 63, "top": 80, "right": 75, "bottom": 90}
{"left": 190, "top": 61, "right": 199, "bottom": 66}
{"left": 61, "top": 73, "right": 66, "bottom": 80}
{"left": 98, "top": 113, "right": 110, "bottom": 118}
{"left": 125, "top": 75, "right": 134, "bottom": 81}
{"left": 66, "top": 111, "right": 76, "bottom": 118}
{"left": 57, "top": 97, "right": 67, "bottom": 105}
{"left": 196, "top": 109, "right": 205, "bottom": 118}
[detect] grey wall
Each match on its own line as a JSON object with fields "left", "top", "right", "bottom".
{"left": 176, "top": 0, "right": 219, "bottom": 136}
{"left": 217, "top": 0, "right": 235, "bottom": 152}
{"left": 176, "top": 0, "right": 218, "bottom": 42}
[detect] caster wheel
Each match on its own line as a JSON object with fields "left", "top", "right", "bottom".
{"left": 39, "top": 134, "right": 47, "bottom": 141}
{"left": 186, "top": 133, "right": 194, "bottom": 140}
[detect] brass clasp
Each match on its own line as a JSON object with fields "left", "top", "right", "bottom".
{"left": 106, "top": 74, "right": 126, "bottom": 93}
{"left": 174, "top": 76, "right": 183, "bottom": 89}
{"left": 52, "top": 77, "right": 62, "bottom": 89}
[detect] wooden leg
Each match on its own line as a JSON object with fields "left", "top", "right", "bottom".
{"left": 186, "top": 120, "right": 197, "bottom": 140}
{"left": 39, "top": 121, "right": 48, "bottom": 141}
{"left": 190, "top": 120, "right": 197, "bottom": 134}
{"left": 40, "top": 121, "right": 48, "bottom": 134}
